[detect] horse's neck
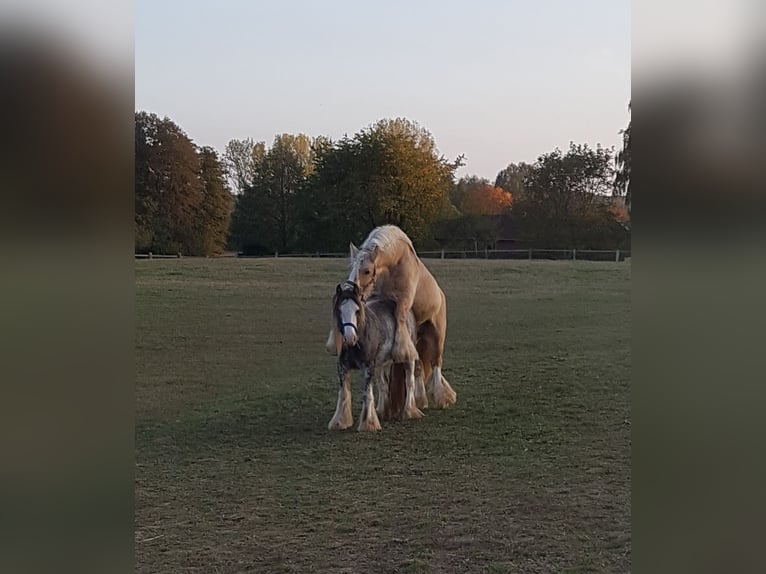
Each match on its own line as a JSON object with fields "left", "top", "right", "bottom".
{"left": 375, "top": 240, "right": 412, "bottom": 271}
{"left": 358, "top": 301, "right": 398, "bottom": 356}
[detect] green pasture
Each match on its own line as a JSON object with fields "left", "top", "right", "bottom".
{"left": 136, "top": 258, "right": 630, "bottom": 573}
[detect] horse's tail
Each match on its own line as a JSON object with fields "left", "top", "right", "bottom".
{"left": 387, "top": 363, "right": 407, "bottom": 419}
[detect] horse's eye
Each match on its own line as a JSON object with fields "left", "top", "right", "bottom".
{"left": 364, "top": 270, "right": 371, "bottom": 275}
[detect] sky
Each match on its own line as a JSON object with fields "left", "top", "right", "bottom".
{"left": 135, "top": 0, "right": 630, "bottom": 181}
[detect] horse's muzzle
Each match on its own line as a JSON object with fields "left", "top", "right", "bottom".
{"left": 341, "top": 322, "right": 358, "bottom": 346}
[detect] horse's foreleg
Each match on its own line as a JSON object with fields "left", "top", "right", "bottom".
{"left": 358, "top": 365, "right": 382, "bottom": 432}
{"left": 401, "top": 359, "right": 424, "bottom": 420}
{"left": 328, "top": 362, "right": 353, "bottom": 430}
{"left": 392, "top": 300, "right": 418, "bottom": 363}
{"left": 376, "top": 369, "right": 390, "bottom": 420}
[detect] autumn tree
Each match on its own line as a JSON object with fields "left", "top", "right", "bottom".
{"left": 135, "top": 112, "right": 234, "bottom": 255}
{"left": 452, "top": 175, "right": 512, "bottom": 215}
{"left": 135, "top": 111, "right": 204, "bottom": 254}
{"left": 430, "top": 176, "right": 513, "bottom": 251}
{"left": 193, "top": 147, "right": 234, "bottom": 255}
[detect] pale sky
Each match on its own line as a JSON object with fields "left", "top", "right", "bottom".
{"left": 135, "top": 0, "right": 630, "bottom": 181}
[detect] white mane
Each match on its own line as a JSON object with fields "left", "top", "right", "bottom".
{"left": 360, "top": 225, "right": 413, "bottom": 255}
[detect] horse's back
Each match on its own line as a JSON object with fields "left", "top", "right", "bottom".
{"left": 366, "top": 296, "right": 417, "bottom": 336}
{"left": 366, "top": 295, "right": 396, "bottom": 316}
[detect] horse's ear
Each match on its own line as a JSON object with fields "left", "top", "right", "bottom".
{"left": 336, "top": 284, "right": 342, "bottom": 296}
{"left": 349, "top": 243, "right": 359, "bottom": 260}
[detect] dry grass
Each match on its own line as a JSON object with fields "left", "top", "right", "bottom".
{"left": 136, "top": 258, "right": 630, "bottom": 573}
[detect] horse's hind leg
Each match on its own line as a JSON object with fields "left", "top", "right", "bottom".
{"left": 427, "top": 300, "right": 457, "bottom": 408}
{"left": 429, "top": 364, "right": 457, "bottom": 409}
{"left": 401, "top": 359, "right": 424, "bottom": 420}
{"left": 414, "top": 340, "right": 429, "bottom": 410}
{"left": 358, "top": 366, "right": 382, "bottom": 432}
{"left": 328, "top": 362, "right": 353, "bottom": 430}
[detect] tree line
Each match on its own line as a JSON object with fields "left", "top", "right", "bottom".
{"left": 135, "top": 110, "right": 631, "bottom": 256}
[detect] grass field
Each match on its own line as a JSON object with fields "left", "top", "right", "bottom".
{"left": 135, "top": 258, "right": 631, "bottom": 573}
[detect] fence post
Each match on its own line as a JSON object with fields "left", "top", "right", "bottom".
{"left": 441, "top": 248, "right": 445, "bottom": 260}
{"left": 148, "top": 251, "right": 152, "bottom": 260}
{"left": 572, "top": 248, "right": 576, "bottom": 261}
{"left": 615, "top": 249, "right": 620, "bottom": 262}
{"left": 275, "top": 251, "right": 279, "bottom": 258}
{"left": 528, "top": 248, "right": 532, "bottom": 260}
{"left": 484, "top": 246, "right": 488, "bottom": 259}
{"left": 177, "top": 252, "right": 182, "bottom": 258}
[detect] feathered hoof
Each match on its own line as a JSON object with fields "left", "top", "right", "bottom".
{"left": 429, "top": 378, "right": 457, "bottom": 409}
{"left": 401, "top": 406, "right": 425, "bottom": 420}
{"left": 357, "top": 417, "right": 382, "bottom": 432}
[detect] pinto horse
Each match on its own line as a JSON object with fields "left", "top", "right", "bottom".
{"left": 327, "top": 282, "right": 426, "bottom": 432}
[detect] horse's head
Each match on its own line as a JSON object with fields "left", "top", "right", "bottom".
{"left": 348, "top": 242, "right": 378, "bottom": 299}
{"left": 333, "top": 281, "right": 365, "bottom": 347}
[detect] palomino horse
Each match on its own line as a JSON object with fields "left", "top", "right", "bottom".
{"left": 325, "top": 225, "right": 456, "bottom": 408}
{"left": 327, "top": 281, "right": 426, "bottom": 432}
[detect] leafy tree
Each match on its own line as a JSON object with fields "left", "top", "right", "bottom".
{"left": 513, "top": 142, "right": 623, "bottom": 248}
{"left": 294, "top": 135, "right": 358, "bottom": 252}
{"left": 135, "top": 112, "right": 233, "bottom": 255}
{"left": 495, "top": 162, "right": 533, "bottom": 200}
{"left": 614, "top": 102, "right": 631, "bottom": 213}
{"left": 229, "top": 133, "right": 317, "bottom": 253}
{"left": 224, "top": 138, "right": 265, "bottom": 194}
{"left": 298, "top": 118, "right": 462, "bottom": 251}
{"left": 193, "top": 147, "right": 234, "bottom": 255}
{"left": 135, "top": 111, "right": 204, "bottom": 254}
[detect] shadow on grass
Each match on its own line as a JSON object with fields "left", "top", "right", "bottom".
{"left": 137, "top": 388, "right": 335, "bottom": 452}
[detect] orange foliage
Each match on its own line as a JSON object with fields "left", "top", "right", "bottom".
{"left": 609, "top": 204, "right": 630, "bottom": 224}
{"left": 460, "top": 185, "right": 512, "bottom": 215}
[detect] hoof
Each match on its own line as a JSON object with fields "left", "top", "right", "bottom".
{"left": 357, "top": 419, "right": 382, "bottom": 432}
{"left": 428, "top": 377, "right": 457, "bottom": 409}
{"left": 402, "top": 406, "right": 424, "bottom": 420}
{"left": 328, "top": 417, "right": 352, "bottom": 431}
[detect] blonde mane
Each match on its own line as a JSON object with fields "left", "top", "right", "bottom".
{"left": 360, "top": 225, "right": 413, "bottom": 256}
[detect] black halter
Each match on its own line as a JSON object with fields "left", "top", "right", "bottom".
{"left": 336, "top": 282, "right": 361, "bottom": 335}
